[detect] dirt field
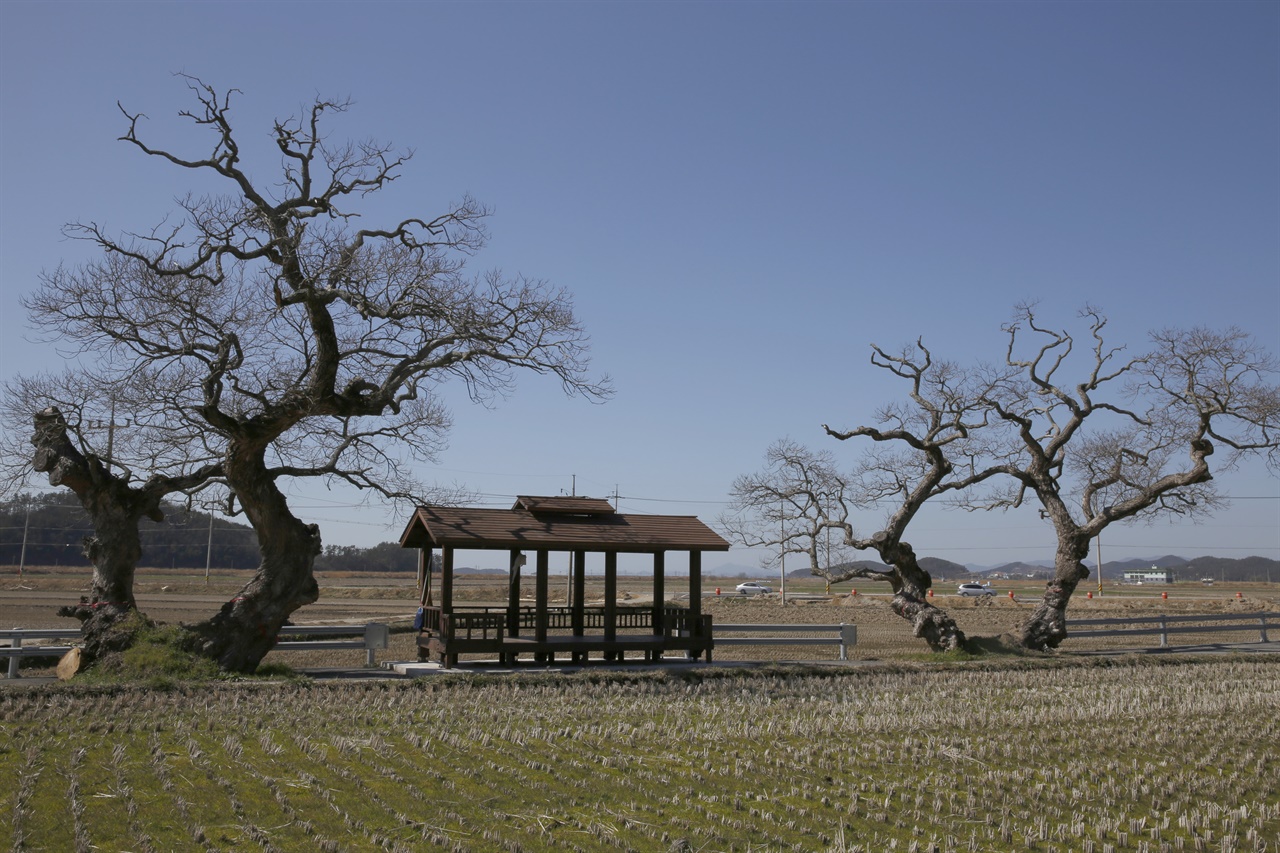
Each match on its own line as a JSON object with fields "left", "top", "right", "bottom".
{"left": 4, "top": 567, "right": 1277, "bottom": 671}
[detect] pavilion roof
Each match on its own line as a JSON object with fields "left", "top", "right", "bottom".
{"left": 399, "top": 498, "right": 730, "bottom": 553}
{"left": 511, "top": 495, "right": 617, "bottom": 515}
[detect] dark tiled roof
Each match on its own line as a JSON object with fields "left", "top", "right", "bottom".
{"left": 400, "top": 503, "right": 730, "bottom": 553}
{"left": 512, "top": 495, "right": 616, "bottom": 515}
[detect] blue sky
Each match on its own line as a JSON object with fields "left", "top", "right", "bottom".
{"left": 1, "top": 1, "right": 1277, "bottom": 572}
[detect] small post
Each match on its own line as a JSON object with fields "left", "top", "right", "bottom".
{"left": 1260, "top": 616, "right": 1270, "bottom": 644}
{"left": 1159, "top": 616, "right": 1168, "bottom": 648}
{"left": 363, "top": 623, "right": 389, "bottom": 667}
{"left": 7, "top": 636, "right": 21, "bottom": 678}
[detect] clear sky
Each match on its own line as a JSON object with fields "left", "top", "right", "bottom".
{"left": 1, "top": 0, "right": 1277, "bottom": 572}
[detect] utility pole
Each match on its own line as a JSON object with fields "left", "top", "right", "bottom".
{"left": 88, "top": 399, "right": 131, "bottom": 470}
{"left": 18, "top": 505, "right": 30, "bottom": 582}
{"left": 779, "top": 498, "right": 787, "bottom": 605}
{"left": 1095, "top": 533, "right": 1103, "bottom": 597}
{"left": 204, "top": 511, "right": 215, "bottom": 588}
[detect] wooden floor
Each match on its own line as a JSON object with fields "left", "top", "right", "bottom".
{"left": 417, "top": 631, "right": 711, "bottom": 666}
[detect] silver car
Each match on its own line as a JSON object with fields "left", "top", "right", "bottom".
{"left": 736, "top": 581, "right": 773, "bottom": 595}
{"left": 956, "top": 582, "right": 996, "bottom": 597}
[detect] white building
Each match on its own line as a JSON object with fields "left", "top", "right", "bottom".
{"left": 1122, "top": 566, "right": 1174, "bottom": 584}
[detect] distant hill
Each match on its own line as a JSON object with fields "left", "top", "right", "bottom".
{"left": 1108, "top": 555, "right": 1188, "bottom": 571}
{"left": 919, "top": 557, "right": 968, "bottom": 578}
{"left": 1092, "top": 555, "right": 1276, "bottom": 583}
{"left": 790, "top": 560, "right": 891, "bottom": 579}
{"left": 784, "top": 557, "right": 969, "bottom": 580}
{"left": 986, "top": 561, "right": 1056, "bottom": 577}
{"left": 1181, "top": 556, "right": 1278, "bottom": 584}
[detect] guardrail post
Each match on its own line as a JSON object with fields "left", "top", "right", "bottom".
{"left": 839, "top": 623, "right": 857, "bottom": 660}
{"left": 363, "top": 623, "right": 390, "bottom": 667}
{"left": 7, "top": 636, "right": 20, "bottom": 678}
{"left": 1159, "top": 616, "right": 1168, "bottom": 648}
{"left": 1260, "top": 616, "right": 1270, "bottom": 644}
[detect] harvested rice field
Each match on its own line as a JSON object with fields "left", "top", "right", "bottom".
{"left": 2, "top": 657, "right": 1277, "bottom": 852}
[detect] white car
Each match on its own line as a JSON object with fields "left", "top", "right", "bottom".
{"left": 956, "top": 582, "right": 996, "bottom": 597}
{"left": 736, "top": 581, "right": 773, "bottom": 595}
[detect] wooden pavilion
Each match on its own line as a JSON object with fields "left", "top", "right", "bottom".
{"left": 400, "top": 496, "right": 730, "bottom": 667}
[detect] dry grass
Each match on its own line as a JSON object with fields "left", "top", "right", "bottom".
{"left": 5, "top": 568, "right": 1277, "bottom": 672}
{"left": 4, "top": 570, "right": 1279, "bottom": 850}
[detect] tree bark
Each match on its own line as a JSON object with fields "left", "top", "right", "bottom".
{"left": 880, "top": 541, "right": 967, "bottom": 652}
{"left": 30, "top": 408, "right": 162, "bottom": 662}
{"left": 185, "top": 443, "right": 320, "bottom": 672}
{"left": 1018, "top": 537, "right": 1090, "bottom": 650}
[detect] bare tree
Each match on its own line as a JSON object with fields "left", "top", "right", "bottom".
{"left": 721, "top": 437, "right": 857, "bottom": 583}
{"left": 18, "top": 78, "right": 609, "bottom": 671}
{"left": 0, "top": 369, "right": 223, "bottom": 661}
{"left": 978, "top": 305, "right": 1279, "bottom": 650}
{"left": 724, "top": 343, "right": 1007, "bottom": 651}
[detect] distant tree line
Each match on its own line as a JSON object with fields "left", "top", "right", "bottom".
{"left": 315, "top": 542, "right": 422, "bottom": 573}
{"left": 0, "top": 493, "right": 416, "bottom": 572}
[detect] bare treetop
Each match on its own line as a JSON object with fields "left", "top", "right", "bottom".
{"left": 24, "top": 78, "right": 609, "bottom": 509}
{"left": 10, "top": 78, "right": 611, "bottom": 672}
{"left": 972, "top": 305, "right": 1280, "bottom": 648}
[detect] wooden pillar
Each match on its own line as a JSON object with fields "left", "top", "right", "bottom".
{"left": 688, "top": 550, "right": 703, "bottom": 661}
{"left": 603, "top": 551, "right": 617, "bottom": 645}
{"left": 652, "top": 551, "right": 666, "bottom": 636}
{"left": 507, "top": 550, "right": 524, "bottom": 640}
{"left": 535, "top": 550, "right": 549, "bottom": 644}
{"left": 572, "top": 550, "right": 586, "bottom": 638}
{"left": 688, "top": 551, "right": 702, "bottom": 620}
{"left": 441, "top": 547, "right": 454, "bottom": 615}
{"left": 440, "top": 547, "right": 455, "bottom": 667}
{"left": 418, "top": 548, "right": 432, "bottom": 607}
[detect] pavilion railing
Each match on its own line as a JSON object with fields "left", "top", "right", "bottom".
{"left": 423, "top": 605, "right": 705, "bottom": 640}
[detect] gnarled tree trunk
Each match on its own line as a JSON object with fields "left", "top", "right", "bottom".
{"left": 880, "top": 541, "right": 967, "bottom": 652}
{"left": 185, "top": 444, "right": 320, "bottom": 672}
{"left": 1019, "top": 536, "right": 1090, "bottom": 650}
{"left": 31, "top": 407, "right": 163, "bottom": 663}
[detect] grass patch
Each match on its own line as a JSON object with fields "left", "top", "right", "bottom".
{"left": 78, "top": 615, "right": 221, "bottom": 688}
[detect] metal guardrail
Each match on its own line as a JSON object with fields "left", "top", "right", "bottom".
{"left": 2, "top": 623, "right": 391, "bottom": 678}
{"left": 1, "top": 629, "right": 77, "bottom": 678}
{"left": 274, "top": 623, "right": 390, "bottom": 667}
{"left": 713, "top": 623, "right": 858, "bottom": 661}
{"left": 1066, "top": 612, "right": 1274, "bottom": 649}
